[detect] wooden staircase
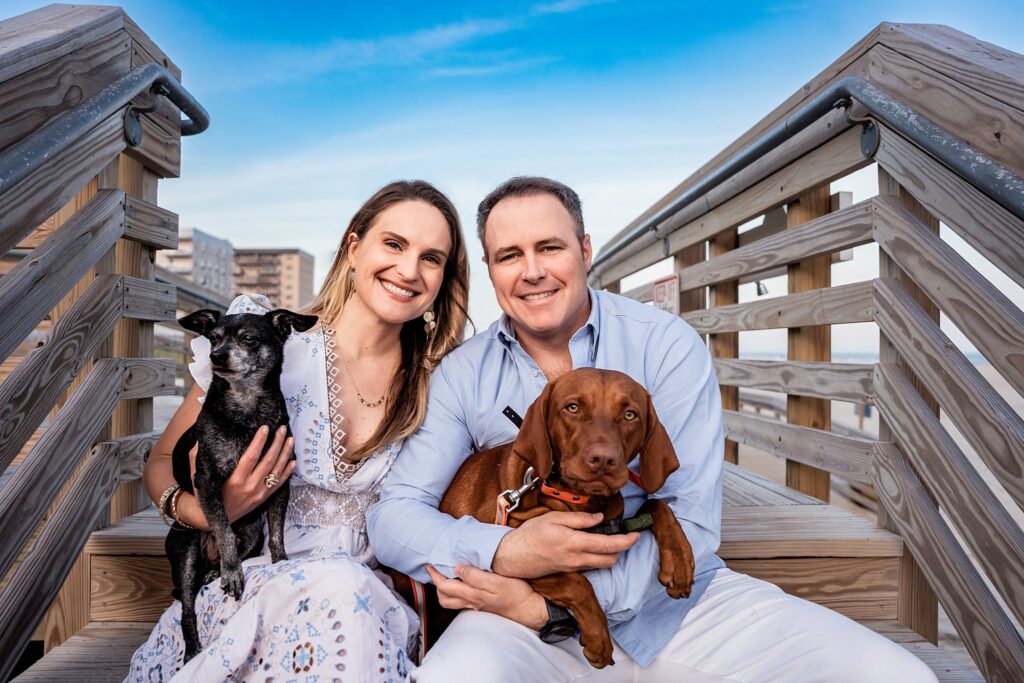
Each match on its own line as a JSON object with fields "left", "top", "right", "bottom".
{"left": 14, "top": 463, "right": 979, "bottom": 681}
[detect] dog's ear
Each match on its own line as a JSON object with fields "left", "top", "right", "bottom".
{"left": 267, "top": 310, "right": 319, "bottom": 340}
{"left": 178, "top": 309, "right": 220, "bottom": 336}
{"left": 638, "top": 393, "right": 679, "bottom": 493}
{"left": 511, "top": 382, "right": 555, "bottom": 480}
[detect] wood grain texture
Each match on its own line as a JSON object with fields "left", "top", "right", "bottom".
{"left": 0, "top": 442, "right": 120, "bottom": 682}
{"left": 873, "top": 277, "right": 1024, "bottom": 512}
{"left": 0, "top": 5, "right": 123, "bottom": 85}
{"left": 13, "top": 622, "right": 153, "bottom": 682}
{"left": 90, "top": 555, "right": 170, "bottom": 622}
{"left": 721, "top": 462, "right": 823, "bottom": 507}
{"left": 0, "top": 112, "right": 126, "bottom": 257}
{"left": 727, "top": 557, "right": 898, "bottom": 620}
{"left": 874, "top": 122, "right": 1024, "bottom": 291}
{"left": 112, "top": 431, "right": 160, "bottom": 483}
{"left": 874, "top": 363, "right": 1024, "bottom": 629}
{"left": 0, "top": 30, "right": 131, "bottom": 155}
{"left": 722, "top": 410, "right": 874, "bottom": 482}
{"left": 874, "top": 195, "right": 1024, "bottom": 401}
{"left": 119, "top": 358, "right": 175, "bottom": 399}
{"left": 709, "top": 229, "right": 739, "bottom": 463}
{"left": 0, "top": 189, "right": 125, "bottom": 364}
{"left": 713, "top": 359, "right": 873, "bottom": 403}
{"left": 121, "top": 276, "right": 175, "bottom": 321}
{"left": 874, "top": 442, "right": 1024, "bottom": 682}
{"left": 595, "top": 123, "right": 867, "bottom": 285}
{"left": 682, "top": 281, "right": 874, "bottom": 334}
{"left": 868, "top": 42, "right": 1024, "bottom": 177}
{"left": 124, "top": 196, "right": 177, "bottom": 249}
{"left": 0, "top": 275, "right": 123, "bottom": 473}
{"left": 0, "top": 359, "right": 122, "bottom": 580}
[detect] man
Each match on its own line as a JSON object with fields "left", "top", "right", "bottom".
{"left": 368, "top": 177, "right": 936, "bottom": 681}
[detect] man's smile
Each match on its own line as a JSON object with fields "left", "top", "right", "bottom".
{"left": 520, "top": 289, "right": 559, "bottom": 302}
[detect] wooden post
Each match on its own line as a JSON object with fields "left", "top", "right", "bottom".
{"left": 877, "top": 167, "right": 940, "bottom": 643}
{"left": 709, "top": 232, "right": 739, "bottom": 463}
{"left": 785, "top": 186, "right": 831, "bottom": 500}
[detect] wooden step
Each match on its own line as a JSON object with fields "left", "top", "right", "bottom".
{"left": 83, "top": 464, "right": 904, "bottom": 623}
{"left": 12, "top": 619, "right": 980, "bottom": 682}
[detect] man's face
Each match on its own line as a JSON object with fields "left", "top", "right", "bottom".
{"left": 483, "top": 193, "right": 593, "bottom": 345}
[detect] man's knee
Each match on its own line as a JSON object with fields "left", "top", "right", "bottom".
{"left": 828, "top": 637, "right": 938, "bottom": 683}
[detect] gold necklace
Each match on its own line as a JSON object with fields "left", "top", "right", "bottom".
{"left": 339, "top": 351, "right": 387, "bottom": 408}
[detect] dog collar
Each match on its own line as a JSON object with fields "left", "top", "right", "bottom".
{"left": 494, "top": 467, "right": 645, "bottom": 526}
{"left": 539, "top": 481, "right": 591, "bottom": 504}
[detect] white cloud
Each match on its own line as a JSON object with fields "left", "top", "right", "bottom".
{"left": 532, "top": 0, "right": 613, "bottom": 15}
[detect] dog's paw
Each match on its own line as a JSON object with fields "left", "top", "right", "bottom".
{"left": 270, "top": 550, "right": 288, "bottom": 564}
{"left": 221, "top": 565, "right": 245, "bottom": 600}
{"left": 183, "top": 642, "right": 200, "bottom": 663}
{"left": 659, "top": 551, "right": 694, "bottom": 599}
{"left": 580, "top": 629, "right": 614, "bottom": 669}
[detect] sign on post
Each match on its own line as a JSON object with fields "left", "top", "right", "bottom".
{"left": 652, "top": 274, "right": 680, "bottom": 316}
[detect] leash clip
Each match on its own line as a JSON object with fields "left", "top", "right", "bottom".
{"left": 495, "top": 466, "right": 539, "bottom": 524}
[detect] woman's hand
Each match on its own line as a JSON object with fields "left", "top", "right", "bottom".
{"left": 181, "top": 425, "right": 296, "bottom": 528}
{"left": 425, "top": 564, "right": 548, "bottom": 630}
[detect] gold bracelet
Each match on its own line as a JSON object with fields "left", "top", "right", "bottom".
{"left": 170, "top": 488, "right": 199, "bottom": 530}
{"left": 158, "top": 484, "right": 180, "bottom": 527}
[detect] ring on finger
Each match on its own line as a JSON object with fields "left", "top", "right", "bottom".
{"left": 264, "top": 472, "right": 279, "bottom": 488}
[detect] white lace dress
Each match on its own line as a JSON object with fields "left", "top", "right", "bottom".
{"left": 126, "top": 295, "right": 418, "bottom": 682}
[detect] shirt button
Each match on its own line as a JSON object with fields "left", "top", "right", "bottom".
{"left": 532, "top": 370, "right": 539, "bottom": 377}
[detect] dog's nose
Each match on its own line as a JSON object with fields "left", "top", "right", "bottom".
{"left": 584, "top": 446, "right": 622, "bottom": 473}
{"left": 210, "top": 348, "right": 229, "bottom": 366}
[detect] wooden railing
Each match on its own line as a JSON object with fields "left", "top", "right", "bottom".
{"left": 0, "top": 5, "right": 200, "bottom": 678}
{"left": 590, "top": 22, "right": 1024, "bottom": 682}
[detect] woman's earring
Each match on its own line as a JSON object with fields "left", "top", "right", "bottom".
{"left": 423, "top": 308, "right": 436, "bottom": 334}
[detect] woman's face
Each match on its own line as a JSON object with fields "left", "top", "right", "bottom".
{"left": 347, "top": 199, "right": 453, "bottom": 327}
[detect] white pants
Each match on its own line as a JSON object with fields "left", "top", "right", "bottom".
{"left": 413, "top": 568, "right": 938, "bottom": 682}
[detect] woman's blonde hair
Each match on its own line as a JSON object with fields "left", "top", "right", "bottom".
{"left": 306, "top": 180, "right": 470, "bottom": 458}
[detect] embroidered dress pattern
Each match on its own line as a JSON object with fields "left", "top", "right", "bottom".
{"left": 322, "top": 324, "right": 370, "bottom": 480}
{"left": 126, "top": 296, "right": 416, "bottom": 682}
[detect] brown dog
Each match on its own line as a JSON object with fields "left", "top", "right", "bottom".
{"left": 439, "top": 367, "right": 694, "bottom": 668}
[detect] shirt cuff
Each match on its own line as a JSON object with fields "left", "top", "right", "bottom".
{"left": 435, "top": 518, "right": 512, "bottom": 578}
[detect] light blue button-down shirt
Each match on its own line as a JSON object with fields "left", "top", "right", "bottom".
{"left": 367, "top": 288, "right": 725, "bottom": 666}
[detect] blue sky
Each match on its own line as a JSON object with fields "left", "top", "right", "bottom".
{"left": 5, "top": 0, "right": 1022, "bottom": 350}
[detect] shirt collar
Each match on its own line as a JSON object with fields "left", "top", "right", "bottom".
{"left": 494, "top": 287, "right": 601, "bottom": 361}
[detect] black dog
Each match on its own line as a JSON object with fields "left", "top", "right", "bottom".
{"left": 169, "top": 307, "right": 317, "bottom": 661}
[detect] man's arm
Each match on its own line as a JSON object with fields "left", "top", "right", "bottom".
{"left": 367, "top": 359, "right": 512, "bottom": 582}
{"left": 585, "top": 317, "right": 724, "bottom": 623}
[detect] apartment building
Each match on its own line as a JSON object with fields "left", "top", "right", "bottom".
{"left": 233, "top": 248, "right": 315, "bottom": 309}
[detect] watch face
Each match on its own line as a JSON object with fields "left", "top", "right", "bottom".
{"left": 540, "top": 621, "right": 577, "bottom": 644}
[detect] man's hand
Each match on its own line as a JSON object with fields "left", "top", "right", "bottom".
{"left": 491, "top": 511, "right": 640, "bottom": 579}
{"left": 425, "top": 565, "right": 548, "bottom": 630}
{"left": 182, "top": 425, "right": 295, "bottom": 529}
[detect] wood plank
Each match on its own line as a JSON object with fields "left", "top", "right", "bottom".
{"left": 874, "top": 277, "right": 1024, "bottom": 512}
{"left": 714, "top": 359, "right": 873, "bottom": 403}
{"left": 874, "top": 122, "right": 1024, "bottom": 291}
{"left": 863, "top": 621, "right": 984, "bottom": 682}
{"left": 878, "top": 23, "right": 1024, "bottom": 127}
{"left": 0, "top": 443, "right": 120, "bottom": 682}
{"left": 682, "top": 281, "right": 874, "bottom": 334}
{"left": 90, "top": 555, "right": 171, "bottom": 622}
{"left": 12, "top": 622, "right": 153, "bottom": 683}
{"left": 0, "top": 359, "right": 122, "bottom": 580}
{"left": 727, "top": 556, "right": 898, "bottom": 620}
{"left": 721, "top": 462, "right": 824, "bottom": 507}
{"left": 874, "top": 363, "right": 1024, "bottom": 629}
{"left": 120, "top": 358, "right": 175, "bottom": 399}
{"left": 786, "top": 186, "right": 832, "bottom": 501}
{"left": 0, "top": 190, "right": 125, "bottom": 364}
{"left": 0, "top": 112, "right": 126, "bottom": 257}
{"left": 709, "top": 228, "right": 739, "bottom": 464}
{"left": 0, "top": 5, "right": 124, "bottom": 85}
{"left": 595, "top": 123, "right": 869, "bottom": 286}
{"left": 122, "top": 276, "right": 176, "bottom": 321}
{"left": 113, "top": 432, "right": 160, "bottom": 483}
{"left": 869, "top": 42, "right": 1024, "bottom": 178}
{"left": 124, "top": 196, "right": 177, "bottom": 250}
{"left": 723, "top": 410, "right": 874, "bottom": 482}
{"left": 874, "top": 195, "right": 1024, "bottom": 401}
{"left": 0, "top": 30, "right": 131, "bottom": 155}
{"left": 874, "top": 442, "right": 1024, "bottom": 682}
{"left": 0, "top": 275, "right": 123, "bottom": 473}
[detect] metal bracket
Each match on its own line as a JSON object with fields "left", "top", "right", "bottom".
{"left": 123, "top": 90, "right": 163, "bottom": 148}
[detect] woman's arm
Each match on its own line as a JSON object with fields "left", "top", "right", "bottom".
{"left": 143, "top": 384, "right": 296, "bottom": 530}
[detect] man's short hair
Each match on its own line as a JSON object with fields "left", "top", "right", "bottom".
{"left": 476, "top": 176, "right": 584, "bottom": 258}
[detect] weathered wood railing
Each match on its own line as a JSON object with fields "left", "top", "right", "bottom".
{"left": 590, "top": 22, "right": 1024, "bottom": 682}
{"left": 0, "top": 5, "right": 204, "bottom": 678}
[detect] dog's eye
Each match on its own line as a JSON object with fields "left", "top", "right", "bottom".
{"left": 240, "top": 335, "right": 256, "bottom": 344}
{"left": 624, "top": 409, "right": 638, "bottom": 420}
{"left": 565, "top": 402, "right": 579, "bottom": 413}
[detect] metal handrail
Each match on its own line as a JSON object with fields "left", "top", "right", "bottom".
{"left": 0, "top": 63, "right": 209, "bottom": 195}
{"left": 591, "top": 76, "right": 1024, "bottom": 274}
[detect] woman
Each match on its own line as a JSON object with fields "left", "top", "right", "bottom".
{"left": 127, "top": 180, "right": 470, "bottom": 682}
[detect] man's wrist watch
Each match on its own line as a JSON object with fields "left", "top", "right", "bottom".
{"left": 539, "top": 598, "right": 578, "bottom": 643}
